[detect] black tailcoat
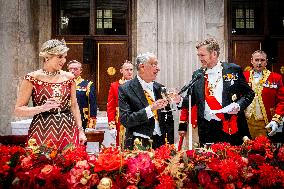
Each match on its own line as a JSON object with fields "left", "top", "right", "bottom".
{"left": 119, "top": 76, "right": 174, "bottom": 148}
{"left": 191, "top": 62, "right": 254, "bottom": 145}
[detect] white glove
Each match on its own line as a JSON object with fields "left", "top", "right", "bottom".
{"left": 265, "top": 121, "right": 279, "bottom": 136}
{"left": 209, "top": 102, "right": 240, "bottom": 115}
{"left": 226, "top": 102, "right": 240, "bottom": 114}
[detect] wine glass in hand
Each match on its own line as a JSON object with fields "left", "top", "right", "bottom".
{"left": 167, "top": 88, "right": 179, "bottom": 111}
{"left": 51, "top": 85, "right": 62, "bottom": 116}
{"left": 160, "top": 87, "right": 169, "bottom": 112}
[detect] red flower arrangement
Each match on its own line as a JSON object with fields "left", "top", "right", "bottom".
{"left": 256, "top": 163, "right": 284, "bottom": 187}
{"left": 0, "top": 136, "right": 284, "bottom": 189}
{"left": 93, "top": 147, "right": 124, "bottom": 172}
{"left": 154, "top": 174, "right": 176, "bottom": 189}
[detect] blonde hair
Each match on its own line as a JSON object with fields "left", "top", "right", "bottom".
{"left": 196, "top": 38, "right": 220, "bottom": 56}
{"left": 39, "top": 39, "right": 69, "bottom": 58}
{"left": 121, "top": 60, "right": 133, "bottom": 68}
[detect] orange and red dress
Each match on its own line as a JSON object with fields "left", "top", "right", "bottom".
{"left": 24, "top": 75, "right": 79, "bottom": 149}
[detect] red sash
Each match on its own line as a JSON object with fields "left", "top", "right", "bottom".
{"left": 205, "top": 74, "right": 238, "bottom": 135}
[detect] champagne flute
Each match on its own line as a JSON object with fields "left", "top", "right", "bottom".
{"left": 160, "top": 87, "right": 169, "bottom": 112}
{"left": 52, "top": 85, "right": 62, "bottom": 117}
{"left": 167, "top": 88, "right": 179, "bottom": 111}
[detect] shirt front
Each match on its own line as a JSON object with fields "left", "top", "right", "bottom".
{"left": 204, "top": 62, "right": 223, "bottom": 121}
{"left": 135, "top": 75, "right": 161, "bottom": 137}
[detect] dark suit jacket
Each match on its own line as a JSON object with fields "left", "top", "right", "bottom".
{"left": 119, "top": 76, "right": 174, "bottom": 148}
{"left": 191, "top": 62, "right": 254, "bottom": 141}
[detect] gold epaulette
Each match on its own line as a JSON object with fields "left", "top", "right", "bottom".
{"left": 86, "top": 81, "right": 93, "bottom": 97}
{"left": 272, "top": 114, "right": 282, "bottom": 124}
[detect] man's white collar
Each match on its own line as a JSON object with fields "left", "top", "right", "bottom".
{"left": 137, "top": 75, "right": 154, "bottom": 91}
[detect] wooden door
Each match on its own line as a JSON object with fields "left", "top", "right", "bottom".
{"left": 271, "top": 40, "right": 284, "bottom": 82}
{"left": 232, "top": 40, "right": 261, "bottom": 70}
{"left": 96, "top": 40, "right": 129, "bottom": 110}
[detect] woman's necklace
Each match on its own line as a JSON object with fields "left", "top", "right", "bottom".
{"left": 42, "top": 69, "right": 60, "bottom": 76}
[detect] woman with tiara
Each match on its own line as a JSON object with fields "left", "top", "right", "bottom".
{"left": 14, "top": 39, "right": 87, "bottom": 149}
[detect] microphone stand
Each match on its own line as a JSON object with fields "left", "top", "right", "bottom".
{"left": 178, "top": 70, "right": 204, "bottom": 150}
{"left": 187, "top": 89, "right": 193, "bottom": 150}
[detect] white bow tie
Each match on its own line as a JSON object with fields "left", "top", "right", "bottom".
{"left": 145, "top": 83, "right": 153, "bottom": 90}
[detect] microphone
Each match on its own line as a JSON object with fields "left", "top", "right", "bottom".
{"left": 178, "top": 71, "right": 204, "bottom": 95}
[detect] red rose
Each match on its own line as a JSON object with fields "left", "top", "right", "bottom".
{"left": 21, "top": 156, "right": 33, "bottom": 169}
{"left": 41, "top": 164, "right": 53, "bottom": 175}
{"left": 223, "top": 183, "right": 235, "bottom": 189}
{"left": 198, "top": 170, "right": 212, "bottom": 186}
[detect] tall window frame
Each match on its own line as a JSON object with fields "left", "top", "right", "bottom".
{"left": 52, "top": 0, "right": 130, "bottom": 37}
{"left": 231, "top": 0, "right": 263, "bottom": 35}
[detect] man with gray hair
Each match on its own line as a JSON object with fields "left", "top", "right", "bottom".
{"left": 119, "top": 52, "right": 174, "bottom": 149}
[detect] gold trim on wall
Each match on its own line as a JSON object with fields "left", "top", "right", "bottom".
{"left": 97, "top": 42, "right": 125, "bottom": 94}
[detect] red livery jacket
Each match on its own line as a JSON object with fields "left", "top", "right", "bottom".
{"left": 178, "top": 95, "right": 198, "bottom": 132}
{"left": 107, "top": 79, "right": 125, "bottom": 145}
{"left": 244, "top": 69, "right": 284, "bottom": 124}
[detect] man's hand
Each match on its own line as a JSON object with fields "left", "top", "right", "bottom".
{"left": 265, "top": 121, "right": 279, "bottom": 136}
{"left": 227, "top": 102, "right": 240, "bottom": 114}
{"left": 168, "top": 90, "right": 181, "bottom": 104}
{"left": 151, "top": 99, "right": 168, "bottom": 110}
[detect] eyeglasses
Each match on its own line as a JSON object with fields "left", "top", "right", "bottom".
{"left": 254, "top": 58, "right": 266, "bottom": 62}
{"left": 148, "top": 62, "right": 158, "bottom": 68}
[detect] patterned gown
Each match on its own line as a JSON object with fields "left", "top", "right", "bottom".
{"left": 24, "top": 75, "right": 79, "bottom": 149}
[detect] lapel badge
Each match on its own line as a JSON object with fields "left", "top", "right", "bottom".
{"left": 232, "top": 94, "right": 237, "bottom": 101}
{"left": 224, "top": 73, "right": 238, "bottom": 81}
{"left": 227, "top": 73, "right": 233, "bottom": 81}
